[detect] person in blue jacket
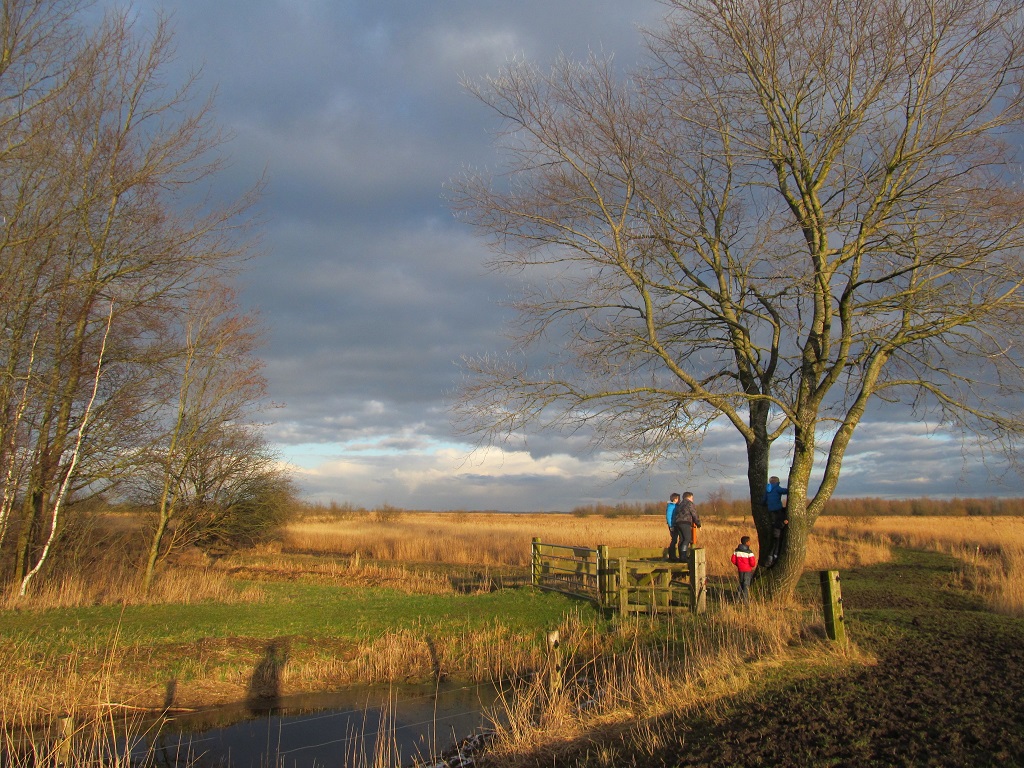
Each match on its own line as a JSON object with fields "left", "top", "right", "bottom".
{"left": 670, "top": 492, "right": 701, "bottom": 562}
{"left": 665, "top": 492, "right": 681, "bottom": 561}
{"left": 764, "top": 476, "right": 788, "bottom": 566}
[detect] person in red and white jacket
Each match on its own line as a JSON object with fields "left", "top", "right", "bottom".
{"left": 730, "top": 535, "right": 758, "bottom": 604}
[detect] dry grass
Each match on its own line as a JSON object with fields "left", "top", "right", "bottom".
{"left": 480, "top": 599, "right": 866, "bottom": 766}
{"left": 217, "top": 543, "right": 461, "bottom": 594}
{"left": 0, "top": 565, "right": 265, "bottom": 610}
{"left": 814, "top": 515, "right": 1024, "bottom": 617}
{"left": 282, "top": 512, "right": 893, "bottom": 578}
{"left": 283, "top": 510, "right": 1021, "bottom": 616}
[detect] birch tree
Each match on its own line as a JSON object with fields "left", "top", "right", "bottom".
{"left": 0, "top": 1, "right": 263, "bottom": 591}
{"left": 453, "top": 0, "right": 1024, "bottom": 596}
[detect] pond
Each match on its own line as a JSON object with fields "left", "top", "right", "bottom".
{"left": 127, "top": 681, "right": 503, "bottom": 768}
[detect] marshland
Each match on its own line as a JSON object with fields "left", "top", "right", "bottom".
{"left": 2, "top": 502, "right": 1022, "bottom": 767}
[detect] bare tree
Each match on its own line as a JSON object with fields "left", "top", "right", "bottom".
{"left": 136, "top": 281, "right": 271, "bottom": 591}
{"left": 453, "top": 0, "right": 1024, "bottom": 596}
{"left": 0, "top": 2, "right": 262, "bottom": 591}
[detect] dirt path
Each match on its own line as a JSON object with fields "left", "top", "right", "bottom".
{"left": 644, "top": 549, "right": 1024, "bottom": 767}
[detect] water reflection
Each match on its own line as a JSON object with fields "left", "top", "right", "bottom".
{"left": 132, "top": 681, "right": 500, "bottom": 768}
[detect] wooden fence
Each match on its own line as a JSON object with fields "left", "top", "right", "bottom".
{"left": 531, "top": 538, "right": 706, "bottom": 615}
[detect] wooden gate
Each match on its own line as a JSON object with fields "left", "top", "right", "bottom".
{"left": 531, "top": 538, "right": 706, "bottom": 615}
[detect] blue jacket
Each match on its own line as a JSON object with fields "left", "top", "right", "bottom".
{"left": 765, "top": 482, "right": 788, "bottom": 512}
{"left": 665, "top": 502, "right": 677, "bottom": 527}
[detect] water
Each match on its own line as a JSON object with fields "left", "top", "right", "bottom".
{"left": 127, "top": 681, "right": 502, "bottom": 768}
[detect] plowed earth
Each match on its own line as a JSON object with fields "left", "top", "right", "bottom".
{"left": 667, "top": 551, "right": 1024, "bottom": 767}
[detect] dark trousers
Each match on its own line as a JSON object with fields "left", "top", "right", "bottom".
{"left": 668, "top": 523, "right": 693, "bottom": 561}
{"left": 737, "top": 570, "right": 753, "bottom": 603}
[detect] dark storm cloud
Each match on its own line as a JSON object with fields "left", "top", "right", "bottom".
{"left": 103, "top": 0, "right": 1024, "bottom": 509}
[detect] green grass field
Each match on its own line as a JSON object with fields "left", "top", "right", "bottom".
{"left": 0, "top": 580, "right": 592, "bottom": 714}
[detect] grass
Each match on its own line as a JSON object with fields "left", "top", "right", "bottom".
{"left": 477, "top": 548, "right": 1024, "bottom": 767}
{"left": 2, "top": 510, "right": 1022, "bottom": 767}
{"left": 0, "top": 581, "right": 589, "bottom": 718}
{"left": 280, "top": 511, "right": 896, "bottom": 578}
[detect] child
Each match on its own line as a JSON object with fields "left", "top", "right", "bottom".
{"left": 731, "top": 535, "right": 757, "bottom": 603}
{"left": 764, "top": 476, "right": 788, "bottom": 567}
{"left": 665, "top": 492, "right": 680, "bottom": 561}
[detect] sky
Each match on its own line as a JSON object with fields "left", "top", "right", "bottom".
{"left": 109, "top": 0, "right": 1024, "bottom": 511}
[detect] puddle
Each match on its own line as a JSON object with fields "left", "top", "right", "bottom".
{"left": 127, "top": 681, "right": 502, "bottom": 767}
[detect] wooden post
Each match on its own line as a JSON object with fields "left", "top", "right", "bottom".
{"left": 55, "top": 715, "right": 73, "bottom": 766}
{"left": 656, "top": 568, "right": 671, "bottom": 609}
{"left": 597, "top": 545, "right": 609, "bottom": 609}
{"left": 820, "top": 570, "right": 846, "bottom": 643}
{"left": 532, "top": 538, "right": 541, "bottom": 587}
{"left": 688, "top": 547, "right": 706, "bottom": 613}
{"left": 545, "top": 629, "right": 562, "bottom": 696}
{"left": 618, "top": 557, "right": 628, "bottom": 616}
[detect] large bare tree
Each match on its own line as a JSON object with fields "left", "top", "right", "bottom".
{"left": 453, "top": 0, "right": 1024, "bottom": 596}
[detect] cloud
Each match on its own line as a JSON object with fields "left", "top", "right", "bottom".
{"left": 107, "top": 0, "right": 1024, "bottom": 511}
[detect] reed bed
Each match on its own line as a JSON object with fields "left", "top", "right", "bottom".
{"left": 282, "top": 512, "right": 892, "bottom": 578}
{"left": 0, "top": 565, "right": 265, "bottom": 610}
{"left": 217, "top": 545, "right": 460, "bottom": 594}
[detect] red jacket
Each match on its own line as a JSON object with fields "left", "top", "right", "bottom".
{"left": 731, "top": 544, "right": 757, "bottom": 572}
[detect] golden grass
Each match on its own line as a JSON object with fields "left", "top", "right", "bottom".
{"left": 282, "top": 512, "right": 893, "bottom": 578}
{"left": 481, "top": 599, "right": 868, "bottom": 765}
{"left": 284, "top": 510, "right": 1021, "bottom": 616}
{"left": 814, "top": 515, "right": 1024, "bottom": 617}
{"left": 0, "top": 566, "right": 265, "bottom": 610}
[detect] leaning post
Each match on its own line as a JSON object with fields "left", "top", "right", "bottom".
{"left": 820, "top": 570, "right": 846, "bottom": 643}
{"left": 688, "top": 547, "right": 707, "bottom": 613}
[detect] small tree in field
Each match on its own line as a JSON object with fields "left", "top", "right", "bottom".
{"left": 453, "top": 0, "right": 1024, "bottom": 597}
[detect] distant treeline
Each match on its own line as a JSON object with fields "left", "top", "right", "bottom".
{"left": 569, "top": 496, "right": 1024, "bottom": 518}
{"left": 298, "top": 496, "right": 1024, "bottom": 519}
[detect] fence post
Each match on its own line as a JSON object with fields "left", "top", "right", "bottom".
{"left": 819, "top": 570, "right": 846, "bottom": 643}
{"left": 688, "top": 547, "right": 706, "bottom": 613}
{"left": 597, "top": 545, "right": 609, "bottom": 609}
{"left": 545, "top": 629, "right": 563, "bottom": 696}
{"left": 532, "top": 538, "right": 541, "bottom": 587}
{"left": 55, "top": 714, "right": 73, "bottom": 766}
{"left": 618, "top": 557, "right": 628, "bottom": 616}
{"left": 657, "top": 568, "right": 671, "bottom": 610}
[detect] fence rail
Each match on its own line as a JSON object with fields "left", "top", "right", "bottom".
{"left": 531, "top": 538, "right": 706, "bottom": 615}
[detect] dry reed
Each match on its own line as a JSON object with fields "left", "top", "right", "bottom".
{"left": 282, "top": 512, "right": 893, "bottom": 578}
{"left": 814, "top": 515, "right": 1024, "bottom": 616}
{"left": 481, "top": 598, "right": 863, "bottom": 765}
{"left": 0, "top": 566, "right": 265, "bottom": 610}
